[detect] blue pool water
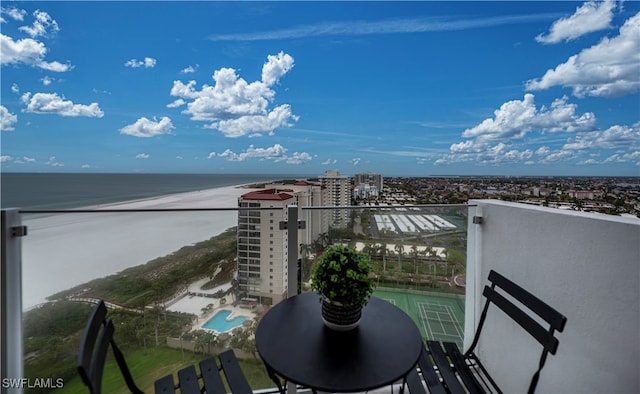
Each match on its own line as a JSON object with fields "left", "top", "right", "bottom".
{"left": 203, "top": 310, "right": 248, "bottom": 332}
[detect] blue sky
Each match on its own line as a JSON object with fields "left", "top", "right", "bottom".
{"left": 1, "top": 1, "right": 638, "bottom": 177}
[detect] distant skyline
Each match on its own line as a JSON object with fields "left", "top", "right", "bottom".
{"left": 1, "top": 1, "right": 638, "bottom": 177}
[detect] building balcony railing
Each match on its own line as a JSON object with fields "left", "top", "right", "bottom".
{"left": 1, "top": 201, "right": 639, "bottom": 393}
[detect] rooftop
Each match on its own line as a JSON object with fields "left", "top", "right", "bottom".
{"left": 241, "top": 189, "right": 295, "bottom": 201}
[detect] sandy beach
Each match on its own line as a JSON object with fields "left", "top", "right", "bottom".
{"left": 21, "top": 184, "right": 258, "bottom": 309}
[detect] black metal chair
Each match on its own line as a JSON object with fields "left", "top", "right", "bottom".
{"left": 155, "top": 349, "right": 253, "bottom": 394}
{"left": 78, "top": 300, "right": 253, "bottom": 394}
{"left": 77, "top": 300, "right": 144, "bottom": 394}
{"left": 406, "top": 270, "right": 567, "bottom": 394}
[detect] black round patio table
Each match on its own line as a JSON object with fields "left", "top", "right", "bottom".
{"left": 255, "top": 292, "right": 423, "bottom": 392}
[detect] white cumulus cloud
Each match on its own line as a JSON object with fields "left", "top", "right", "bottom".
{"left": 286, "top": 152, "right": 313, "bottom": 165}
{"left": 1, "top": 7, "right": 27, "bottom": 22}
{"left": 462, "top": 94, "right": 595, "bottom": 142}
{"left": 18, "top": 10, "right": 59, "bottom": 38}
{"left": 536, "top": 0, "right": 616, "bottom": 44}
{"left": 136, "top": 153, "right": 150, "bottom": 159}
{"left": 214, "top": 143, "right": 311, "bottom": 164}
{"left": 0, "top": 105, "right": 18, "bottom": 131}
{"left": 261, "top": 52, "right": 295, "bottom": 86}
{"left": 563, "top": 122, "right": 640, "bottom": 151}
{"left": 170, "top": 52, "right": 298, "bottom": 138}
{"left": 0, "top": 33, "right": 72, "bottom": 72}
{"left": 181, "top": 65, "right": 198, "bottom": 74}
{"left": 120, "top": 116, "right": 175, "bottom": 138}
{"left": 436, "top": 94, "right": 605, "bottom": 166}
{"left": 603, "top": 151, "right": 640, "bottom": 164}
{"left": 21, "top": 92, "right": 104, "bottom": 117}
{"left": 527, "top": 12, "right": 640, "bottom": 97}
{"left": 124, "top": 57, "right": 157, "bottom": 68}
{"left": 211, "top": 104, "right": 296, "bottom": 138}
{"left": 45, "top": 156, "right": 63, "bottom": 167}
{"left": 166, "top": 99, "right": 186, "bottom": 108}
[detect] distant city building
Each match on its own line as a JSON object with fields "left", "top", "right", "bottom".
{"left": 526, "top": 187, "right": 553, "bottom": 197}
{"left": 567, "top": 190, "right": 605, "bottom": 200}
{"left": 263, "top": 180, "right": 329, "bottom": 245}
{"left": 319, "top": 170, "right": 351, "bottom": 228}
{"left": 355, "top": 172, "right": 384, "bottom": 193}
{"left": 353, "top": 184, "right": 379, "bottom": 200}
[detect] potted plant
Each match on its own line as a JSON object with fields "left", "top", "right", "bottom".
{"left": 310, "top": 244, "right": 376, "bottom": 330}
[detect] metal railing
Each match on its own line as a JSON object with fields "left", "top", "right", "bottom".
{"left": 2, "top": 203, "right": 472, "bottom": 392}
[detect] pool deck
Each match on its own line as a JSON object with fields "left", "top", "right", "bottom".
{"left": 165, "top": 286, "right": 254, "bottom": 333}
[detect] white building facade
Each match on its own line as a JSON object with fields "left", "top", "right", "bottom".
{"left": 237, "top": 182, "right": 329, "bottom": 305}
{"left": 237, "top": 189, "right": 293, "bottom": 305}
{"left": 319, "top": 171, "right": 352, "bottom": 228}
{"left": 355, "top": 172, "right": 384, "bottom": 193}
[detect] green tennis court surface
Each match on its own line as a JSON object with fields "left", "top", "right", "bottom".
{"left": 373, "top": 289, "right": 465, "bottom": 348}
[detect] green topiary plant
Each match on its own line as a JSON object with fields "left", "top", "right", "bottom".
{"left": 310, "top": 244, "right": 376, "bottom": 307}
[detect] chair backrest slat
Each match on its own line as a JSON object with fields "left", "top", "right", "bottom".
{"left": 416, "top": 345, "right": 447, "bottom": 394}
{"left": 199, "top": 357, "right": 227, "bottom": 394}
{"left": 426, "top": 341, "right": 466, "bottom": 393}
{"left": 219, "top": 350, "right": 253, "bottom": 394}
{"left": 177, "top": 365, "right": 201, "bottom": 394}
{"left": 89, "top": 319, "right": 115, "bottom": 394}
{"left": 155, "top": 374, "right": 176, "bottom": 394}
{"left": 470, "top": 270, "right": 568, "bottom": 393}
{"left": 487, "top": 270, "right": 566, "bottom": 332}
{"left": 77, "top": 301, "right": 108, "bottom": 387}
{"left": 483, "top": 286, "right": 560, "bottom": 354}
{"left": 77, "top": 301, "right": 144, "bottom": 394}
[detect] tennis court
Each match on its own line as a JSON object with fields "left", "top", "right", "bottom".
{"left": 374, "top": 289, "right": 465, "bottom": 348}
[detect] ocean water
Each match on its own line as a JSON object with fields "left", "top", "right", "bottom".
{"left": 0, "top": 172, "right": 292, "bottom": 210}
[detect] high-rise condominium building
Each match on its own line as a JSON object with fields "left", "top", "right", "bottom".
{"left": 355, "top": 172, "right": 384, "bottom": 193}
{"left": 237, "top": 181, "right": 328, "bottom": 305}
{"left": 319, "top": 171, "right": 351, "bottom": 228}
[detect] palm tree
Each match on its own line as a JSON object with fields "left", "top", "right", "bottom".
{"left": 300, "top": 243, "right": 314, "bottom": 282}
{"left": 411, "top": 245, "right": 419, "bottom": 274}
{"left": 380, "top": 242, "right": 388, "bottom": 273}
{"left": 394, "top": 243, "right": 404, "bottom": 273}
{"left": 193, "top": 331, "right": 208, "bottom": 355}
{"left": 300, "top": 243, "right": 313, "bottom": 260}
{"left": 417, "top": 247, "right": 429, "bottom": 275}
{"left": 204, "top": 331, "right": 218, "bottom": 355}
{"left": 319, "top": 232, "right": 330, "bottom": 248}
{"left": 362, "top": 243, "right": 374, "bottom": 260}
{"left": 313, "top": 232, "right": 330, "bottom": 254}
{"left": 426, "top": 245, "right": 438, "bottom": 274}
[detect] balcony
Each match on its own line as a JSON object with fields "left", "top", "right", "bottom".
{"left": 1, "top": 200, "right": 638, "bottom": 393}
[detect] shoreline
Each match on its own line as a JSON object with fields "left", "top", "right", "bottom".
{"left": 21, "top": 184, "right": 260, "bottom": 310}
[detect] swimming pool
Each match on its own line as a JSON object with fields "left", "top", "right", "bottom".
{"left": 203, "top": 309, "right": 249, "bottom": 333}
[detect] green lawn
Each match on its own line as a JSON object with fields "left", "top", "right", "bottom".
{"left": 60, "top": 347, "right": 273, "bottom": 393}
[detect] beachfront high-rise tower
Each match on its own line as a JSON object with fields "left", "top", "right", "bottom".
{"left": 319, "top": 170, "right": 352, "bottom": 228}
{"left": 236, "top": 181, "right": 328, "bottom": 305}
{"left": 237, "top": 189, "right": 293, "bottom": 305}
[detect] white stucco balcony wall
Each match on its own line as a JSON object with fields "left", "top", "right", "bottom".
{"left": 465, "top": 200, "right": 640, "bottom": 393}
